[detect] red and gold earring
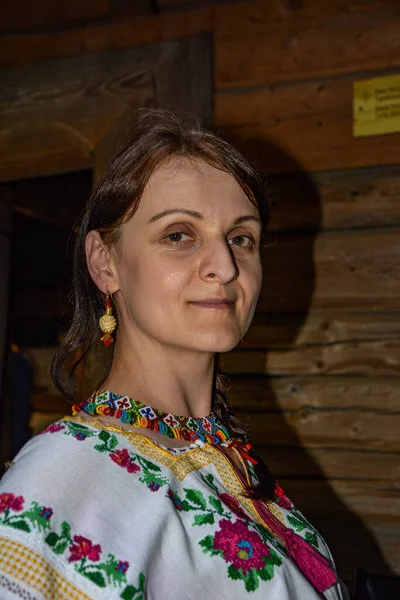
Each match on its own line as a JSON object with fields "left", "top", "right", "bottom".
{"left": 99, "top": 290, "right": 117, "bottom": 346}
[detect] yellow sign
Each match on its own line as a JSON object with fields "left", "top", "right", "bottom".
{"left": 353, "top": 73, "right": 400, "bottom": 137}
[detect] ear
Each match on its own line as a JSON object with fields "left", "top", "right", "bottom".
{"left": 85, "top": 230, "right": 119, "bottom": 294}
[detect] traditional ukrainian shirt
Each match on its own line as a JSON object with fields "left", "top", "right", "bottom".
{"left": 0, "top": 409, "right": 349, "bottom": 600}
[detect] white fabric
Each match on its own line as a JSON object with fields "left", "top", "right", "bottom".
{"left": 0, "top": 416, "right": 348, "bottom": 600}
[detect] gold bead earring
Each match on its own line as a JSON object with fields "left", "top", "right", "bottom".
{"left": 99, "top": 291, "right": 117, "bottom": 346}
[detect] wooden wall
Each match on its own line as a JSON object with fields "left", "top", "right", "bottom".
{"left": 0, "top": 0, "right": 399, "bottom": 586}
{"left": 210, "top": 1, "right": 400, "bottom": 585}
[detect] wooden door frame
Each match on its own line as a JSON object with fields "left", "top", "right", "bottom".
{"left": 0, "top": 33, "right": 213, "bottom": 183}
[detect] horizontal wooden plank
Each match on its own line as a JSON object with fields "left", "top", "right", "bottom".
{"left": 0, "top": 52, "right": 155, "bottom": 181}
{"left": 235, "top": 408, "right": 400, "bottom": 452}
{"left": 257, "top": 229, "right": 400, "bottom": 312}
{"left": 281, "top": 479, "right": 400, "bottom": 521}
{"left": 268, "top": 166, "right": 400, "bottom": 232}
{"left": 361, "top": 520, "right": 400, "bottom": 576}
{"left": 215, "top": 4, "right": 400, "bottom": 88}
{"left": 222, "top": 341, "right": 400, "bottom": 376}
{"left": 0, "top": 0, "right": 108, "bottom": 34}
{"left": 0, "top": 0, "right": 397, "bottom": 79}
{"left": 245, "top": 311, "right": 400, "bottom": 350}
{"left": 255, "top": 446, "right": 400, "bottom": 482}
{"left": 0, "top": 8, "right": 212, "bottom": 68}
{"left": 226, "top": 375, "right": 400, "bottom": 412}
{"left": 224, "top": 331, "right": 400, "bottom": 374}
{"left": 216, "top": 75, "right": 400, "bottom": 173}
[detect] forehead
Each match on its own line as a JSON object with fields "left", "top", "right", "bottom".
{"left": 134, "top": 157, "right": 258, "bottom": 219}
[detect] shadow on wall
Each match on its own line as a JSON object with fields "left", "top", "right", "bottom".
{"left": 220, "top": 132, "right": 395, "bottom": 585}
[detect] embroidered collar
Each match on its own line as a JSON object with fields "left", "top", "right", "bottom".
{"left": 72, "top": 389, "right": 233, "bottom": 447}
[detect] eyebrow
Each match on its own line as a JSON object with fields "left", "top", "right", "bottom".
{"left": 147, "top": 208, "right": 261, "bottom": 226}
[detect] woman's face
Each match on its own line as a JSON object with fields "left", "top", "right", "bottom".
{"left": 112, "top": 158, "right": 262, "bottom": 353}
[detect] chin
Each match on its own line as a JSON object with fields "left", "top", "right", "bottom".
{"left": 192, "top": 332, "right": 241, "bottom": 354}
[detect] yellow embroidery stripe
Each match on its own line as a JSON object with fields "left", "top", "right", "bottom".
{"left": 0, "top": 536, "right": 91, "bottom": 600}
{"left": 62, "top": 416, "right": 285, "bottom": 530}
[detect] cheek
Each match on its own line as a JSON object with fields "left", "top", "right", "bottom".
{"left": 122, "top": 253, "right": 189, "bottom": 305}
{"left": 242, "top": 259, "right": 262, "bottom": 303}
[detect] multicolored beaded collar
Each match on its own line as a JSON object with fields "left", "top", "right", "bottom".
{"left": 72, "top": 389, "right": 233, "bottom": 447}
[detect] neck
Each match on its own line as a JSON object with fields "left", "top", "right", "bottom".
{"left": 101, "top": 332, "right": 216, "bottom": 418}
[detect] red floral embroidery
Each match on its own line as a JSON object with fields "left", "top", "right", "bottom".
{"left": 68, "top": 535, "right": 102, "bottom": 563}
{"left": 214, "top": 519, "right": 270, "bottom": 574}
{"left": 109, "top": 449, "right": 140, "bottom": 474}
{"left": 0, "top": 493, "right": 24, "bottom": 513}
{"left": 218, "top": 493, "right": 248, "bottom": 520}
{"left": 39, "top": 506, "right": 53, "bottom": 520}
{"left": 274, "top": 483, "right": 293, "bottom": 510}
{"left": 40, "top": 423, "right": 65, "bottom": 435}
{"left": 167, "top": 489, "right": 183, "bottom": 510}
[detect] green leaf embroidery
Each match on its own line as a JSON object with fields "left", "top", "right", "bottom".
{"left": 61, "top": 521, "right": 71, "bottom": 539}
{"left": 287, "top": 515, "right": 306, "bottom": 532}
{"left": 99, "top": 431, "right": 110, "bottom": 442}
{"left": 184, "top": 489, "right": 206, "bottom": 510}
{"left": 83, "top": 570, "right": 106, "bottom": 588}
{"left": 208, "top": 496, "right": 224, "bottom": 515}
{"left": 305, "top": 530, "right": 319, "bottom": 549}
{"left": 94, "top": 433, "right": 119, "bottom": 453}
{"left": 53, "top": 539, "right": 69, "bottom": 555}
{"left": 200, "top": 473, "right": 219, "bottom": 494}
{"left": 45, "top": 532, "right": 59, "bottom": 547}
{"left": 138, "top": 573, "right": 145, "bottom": 591}
{"left": 193, "top": 513, "right": 214, "bottom": 526}
{"left": 199, "top": 534, "right": 214, "bottom": 552}
{"left": 121, "top": 587, "right": 136, "bottom": 600}
{"left": 22, "top": 501, "right": 51, "bottom": 532}
{"left": 120, "top": 572, "right": 146, "bottom": 600}
{"left": 227, "top": 564, "right": 242, "bottom": 581}
{"left": 7, "top": 519, "right": 30, "bottom": 532}
{"left": 108, "top": 435, "right": 119, "bottom": 450}
{"left": 243, "top": 569, "right": 260, "bottom": 592}
{"left": 136, "top": 456, "right": 161, "bottom": 472}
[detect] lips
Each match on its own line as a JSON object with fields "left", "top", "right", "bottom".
{"left": 189, "top": 299, "right": 235, "bottom": 310}
{"left": 193, "top": 299, "right": 234, "bottom": 304}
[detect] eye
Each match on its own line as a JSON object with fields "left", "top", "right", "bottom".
{"left": 166, "top": 231, "right": 191, "bottom": 244}
{"left": 228, "top": 234, "right": 254, "bottom": 249}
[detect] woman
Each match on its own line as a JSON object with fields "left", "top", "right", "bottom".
{"left": 0, "top": 110, "right": 348, "bottom": 600}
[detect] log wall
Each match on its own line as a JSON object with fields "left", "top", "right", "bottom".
{"left": 212, "top": 1, "right": 400, "bottom": 584}
{"left": 1, "top": 0, "right": 399, "bottom": 586}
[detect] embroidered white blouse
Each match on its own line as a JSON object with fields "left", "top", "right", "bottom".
{"left": 0, "top": 415, "right": 349, "bottom": 600}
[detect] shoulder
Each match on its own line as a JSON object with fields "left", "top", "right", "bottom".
{"left": 0, "top": 419, "right": 170, "bottom": 599}
{"left": 1, "top": 417, "right": 173, "bottom": 503}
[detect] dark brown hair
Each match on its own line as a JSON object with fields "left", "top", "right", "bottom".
{"left": 51, "top": 108, "right": 274, "bottom": 499}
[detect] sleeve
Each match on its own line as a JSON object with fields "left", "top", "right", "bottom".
{"left": 0, "top": 419, "right": 153, "bottom": 600}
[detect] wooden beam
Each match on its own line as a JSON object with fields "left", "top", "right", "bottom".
{"left": 234, "top": 407, "right": 400, "bottom": 451}
{"left": 268, "top": 166, "right": 400, "bottom": 232}
{"left": 0, "top": 35, "right": 213, "bottom": 182}
{"left": 222, "top": 341, "right": 400, "bottom": 375}
{"left": 253, "top": 228, "right": 400, "bottom": 312}
{"left": 0, "top": 0, "right": 108, "bottom": 34}
{"left": 0, "top": 9, "right": 212, "bottom": 68}
{"left": 215, "top": 2, "right": 400, "bottom": 88}
{"left": 244, "top": 311, "right": 400, "bottom": 350}
{"left": 216, "top": 74, "right": 400, "bottom": 173}
{"left": 256, "top": 445, "right": 400, "bottom": 482}
{"left": 226, "top": 375, "right": 400, "bottom": 412}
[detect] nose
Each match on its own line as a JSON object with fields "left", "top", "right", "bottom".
{"left": 199, "top": 236, "right": 238, "bottom": 284}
